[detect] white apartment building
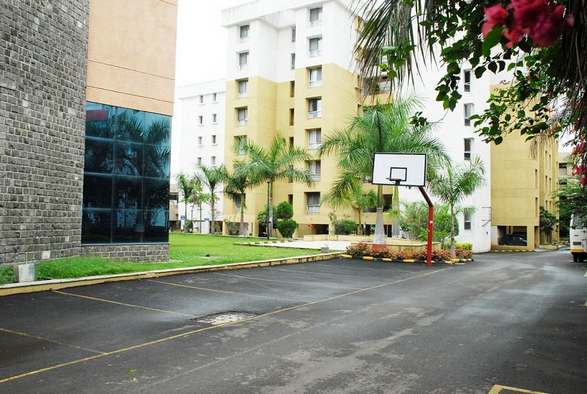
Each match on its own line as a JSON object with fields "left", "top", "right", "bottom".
{"left": 170, "top": 80, "right": 226, "bottom": 233}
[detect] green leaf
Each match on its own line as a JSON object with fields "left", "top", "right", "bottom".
{"left": 482, "top": 26, "right": 503, "bottom": 57}
{"left": 474, "top": 66, "right": 486, "bottom": 79}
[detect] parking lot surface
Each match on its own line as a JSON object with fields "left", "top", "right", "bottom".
{"left": 1, "top": 251, "right": 586, "bottom": 393}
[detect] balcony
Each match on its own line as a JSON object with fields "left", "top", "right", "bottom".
{"left": 309, "top": 172, "right": 320, "bottom": 181}
{"left": 309, "top": 79, "right": 322, "bottom": 88}
{"left": 307, "top": 205, "right": 320, "bottom": 214}
{"left": 308, "top": 111, "right": 321, "bottom": 119}
{"left": 308, "top": 142, "right": 321, "bottom": 150}
{"left": 309, "top": 49, "right": 321, "bottom": 58}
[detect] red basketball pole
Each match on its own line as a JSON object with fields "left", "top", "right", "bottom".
{"left": 418, "top": 186, "right": 434, "bottom": 267}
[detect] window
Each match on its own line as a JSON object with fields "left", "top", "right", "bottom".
{"left": 198, "top": 115, "right": 203, "bottom": 125}
{"left": 464, "top": 138, "right": 473, "bottom": 161}
{"left": 308, "top": 66, "right": 322, "bottom": 87}
{"left": 238, "top": 51, "right": 248, "bottom": 70}
{"left": 464, "top": 210, "right": 472, "bottom": 230}
{"left": 289, "top": 137, "right": 294, "bottom": 148}
{"left": 235, "top": 136, "right": 247, "bottom": 155}
{"left": 306, "top": 192, "right": 321, "bottom": 213}
{"left": 82, "top": 102, "right": 171, "bottom": 244}
{"left": 309, "top": 37, "right": 321, "bottom": 57}
{"left": 289, "top": 108, "right": 295, "bottom": 126}
{"left": 237, "top": 107, "right": 248, "bottom": 125}
{"left": 212, "top": 113, "right": 217, "bottom": 124}
{"left": 307, "top": 128, "right": 321, "bottom": 149}
{"left": 212, "top": 93, "right": 217, "bottom": 102}
{"left": 289, "top": 81, "right": 295, "bottom": 97}
{"left": 464, "top": 70, "right": 471, "bottom": 92}
{"left": 199, "top": 95, "right": 204, "bottom": 104}
{"left": 197, "top": 157, "right": 202, "bottom": 166}
{"left": 464, "top": 103, "right": 474, "bottom": 126}
{"left": 291, "top": 26, "right": 296, "bottom": 42}
{"left": 535, "top": 169, "right": 538, "bottom": 187}
{"left": 237, "top": 79, "right": 248, "bottom": 97}
{"left": 309, "top": 7, "right": 322, "bottom": 24}
{"left": 288, "top": 194, "right": 293, "bottom": 205}
{"left": 198, "top": 136, "right": 203, "bottom": 146}
{"left": 211, "top": 156, "right": 216, "bottom": 166}
{"left": 239, "top": 24, "right": 249, "bottom": 40}
{"left": 212, "top": 135, "right": 217, "bottom": 145}
{"left": 290, "top": 53, "right": 296, "bottom": 70}
{"left": 307, "top": 160, "right": 321, "bottom": 181}
{"left": 308, "top": 98, "right": 322, "bottom": 118}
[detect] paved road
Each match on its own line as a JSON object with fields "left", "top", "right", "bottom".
{"left": 1, "top": 251, "right": 586, "bottom": 393}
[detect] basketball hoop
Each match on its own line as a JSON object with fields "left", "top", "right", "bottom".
{"left": 372, "top": 153, "right": 433, "bottom": 266}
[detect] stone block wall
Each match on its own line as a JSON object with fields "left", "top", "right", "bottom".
{"left": 0, "top": 1, "right": 90, "bottom": 264}
{"left": 81, "top": 244, "right": 169, "bottom": 263}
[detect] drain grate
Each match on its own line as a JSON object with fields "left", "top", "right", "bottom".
{"left": 194, "top": 311, "right": 257, "bottom": 325}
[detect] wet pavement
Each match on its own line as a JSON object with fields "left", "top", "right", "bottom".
{"left": 1, "top": 251, "right": 586, "bottom": 393}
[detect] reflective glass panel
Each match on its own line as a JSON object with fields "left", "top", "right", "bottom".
{"left": 82, "top": 102, "right": 170, "bottom": 244}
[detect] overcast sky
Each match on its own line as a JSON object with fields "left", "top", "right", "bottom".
{"left": 175, "top": 0, "right": 248, "bottom": 86}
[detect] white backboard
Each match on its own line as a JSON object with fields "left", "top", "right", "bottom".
{"left": 372, "top": 153, "right": 427, "bottom": 187}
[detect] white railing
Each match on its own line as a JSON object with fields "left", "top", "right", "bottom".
{"left": 308, "top": 111, "right": 321, "bottom": 119}
{"left": 309, "top": 49, "right": 321, "bottom": 57}
{"left": 309, "top": 173, "right": 321, "bottom": 181}
{"left": 309, "top": 79, "right": 322, "bottom": 87}
{"left": 308, "top": 142, "right": 321, "bottom": 150}
{"left": 307, "top": 205, "right": 320, "bottom": 214}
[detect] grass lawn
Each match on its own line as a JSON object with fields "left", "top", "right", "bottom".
{"left": 0, "top": 233, "right": 319, "bottom": 285}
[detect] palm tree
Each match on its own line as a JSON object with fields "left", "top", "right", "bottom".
{"left": 197, "top": 165, "right": 227, "bottom": 234}
{"left": 239, "top": 135, "right": 312, "bottom": 237}
{"left": 429, "top": 157, "right": 485, "bottom": 257}
{"left": 176, "top": 173, "right": 195, "bottom": 233}
{"left": 320, "top": 98, "right": 449, "bottom": 244}
{"left": 225, "top": 161, "right": 253, "bottom": 236}
{"left": 322, "top": 174, "right": 377, "bottom": 235}
{"left": 187, "top": 178, "right": 210, "bottom": 233}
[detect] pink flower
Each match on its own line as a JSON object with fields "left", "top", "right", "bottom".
{"left": 482, "top": 4, "right": 508, "bottom": 37}
{"left": 482, "top": 1, "right": 573, "bottom": 48}
{"left": 580, "top": 175, "right": 587, "bottom": 187}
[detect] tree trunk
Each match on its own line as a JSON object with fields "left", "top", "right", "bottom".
{"left": 239, "top": 193, "right": 246, "bottom": 236}
{"left": 391, "top": 185, "right": 400, "bottom": 238}
{"left": 450, "top": 205, "right": 456, "bottom": 258}
{"left": 267, "top": 182, "right": 274, "bottom": 238}
{"left": 199, "top": 203, "right": 203, "bottom": 233}
{"left": 210, "top": 192, "right": 215, "bottom": 234}
{"left": 357, "top": 209, "right": 362, "bottom": 235}
{"left": 190, "top": 204, "right": 194, "bottom": 233}
{"left": 184, "top": 201, "right": 188, "bottom": 233}
{"left": 373, "top": 185, "right": 386, "bottom": 244}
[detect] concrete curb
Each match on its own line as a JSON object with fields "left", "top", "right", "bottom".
{"left": 0, "top": 252, "right": 342, "bottom": 297}
{"left": 341, "top": 254, "right": 474, "bottom": 265}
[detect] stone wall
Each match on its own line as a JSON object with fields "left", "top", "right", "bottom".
{"left": 0, "top": 1, "right": 90, "bottom": 264}
{"left": 81, "top": 244, "right": 169, "bottom": 262}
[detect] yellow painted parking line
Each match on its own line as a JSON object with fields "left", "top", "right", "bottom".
{"left": 0, "top": 268, "right": 445, "bottom": 385}
{"left": 52, "top": 290, "right": 192, "bottom": 318}
{"left": 0, "top": 328, "right": 106, "bottom": 355}
{"left": 146, "top": 279, "right": 298, "bottom": 301}
{"left": 488, "top": 384, "right": 548, "bottom": 393}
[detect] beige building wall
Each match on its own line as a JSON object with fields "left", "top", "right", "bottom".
{"left": 86, "top": 0, "right": 177, "bottom": 115}
{"left": 491, "top": 132, "right": 559, "bottom": 250}
{"left": 223, "top": 64, "right": 396, "bottom": 236}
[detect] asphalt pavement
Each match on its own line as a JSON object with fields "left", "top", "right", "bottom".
{"left": 1, "top": 251, "right": 586, "bottom": 393}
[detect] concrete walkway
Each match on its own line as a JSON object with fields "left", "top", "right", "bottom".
{"left": 267, "top": 240, "right": 351, "bottom": 251}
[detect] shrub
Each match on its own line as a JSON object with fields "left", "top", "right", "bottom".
{"left": 185, "top": 220, "right": 193, "bottom": 232}
{"left": 276, "top": 218, "right": 297, "bottom": 238}
{"left": 456, "top": 249, "right": 473, "bottom": 259}
{"left": 432, "top": 249, "right": 452, "bottom": 261}
{"left": 396, "top": 250, "right": 416, "bottom": 260}
{"left": 224, "top": 220, "right": 240, "bottom": 236}
{"left": 455, "top": 242, "right": 472, "bottom": 251}
{"left": 275, "top": 201, "right": 294, "bottom": 220}
{"left": 369, "top": 246, "right": 389, "bottom": 258}
{"left": 346, "top": 242, "right": 370, "bottom": 257}
{"left": 335, "top": 219, "right": 357, "bottom": 235}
